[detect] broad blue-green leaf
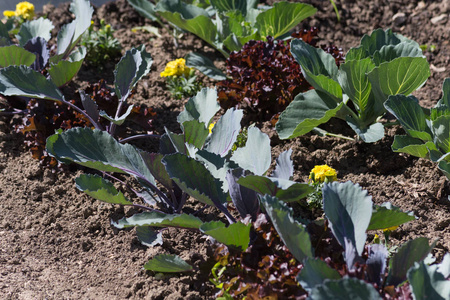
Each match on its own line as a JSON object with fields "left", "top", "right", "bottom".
{"left": 185, "top": 52, "right": 226, "bottom": 80}
{"left": 23, "top": 37, "right": 50, "bottom": 71}
{"left": 272, "top": 149, "right": 294, "bottom": 180}
{"left": 144, "top": 254, "right": 193, "bottom": 273}
{"left": 368, "top": 57, "right": 430, "bottom": 104}
{"left": 79, "top": 89, "right": 99, "bottom": 122}
{"left": 307, "top": 277, "right": 382, "bottom": 300}
{"left": 360, "top": 28, "right": 418, "bottom": 57}
{"left": 297, "top": 258, "right": 341, "bottom": 292}
{"left": 136, "top": 226, "right": 163, "bottom": 247}
{"left": 372, "top": 42, "right": 424, "bottom": 66}
{"left": 368, "top": 202, "right": 415, "bottom": 231}
{"left": 195, "top": 150, "right": 238, "bottom": 193}
{"left": 439, "top": 160, "right": 450, "bottom": 181}
{"left": 210, "top": 0, "right": 248, "bottom": 15}
{"left": 231, "top": 127, "right": 271, "bottom": 175}
{"left": 0, "top": 45, "right": 36, "bottom": 68}
{"left": 276, "top": 89, "right": 344, "bottom": 139}
{"left": 127, "top": 0, "right": 159, "bottom": 21}
{"left": 140, "top": 152, "right": 173, "bottom": 190}
{"left": 48, "top": 46, "right": 86, "bottom": 87}
{"left": 238, "top": 175, "right": 313, "bottom": 202}
{"left": 438, "top": 253, "right": 450, "bottom": 278}
{"left": 161, "top": 128, "right": 187, "bottom": 155}
{"left": 16, "top": 18, "right": 54, "bottom": 46}
{"left": 114, "top": 45, "right": 153, "bottom": 100}
{"left": 387, "top": 237, "right": 435, "bottom": 286}
{"left": 290, "top": 39, "right": 340, "bottom": 97}
{"left": 200, "top": 221, "right": 251, "bottom": 251}
{"left": 0, "top": 65, "right": 64, "bottom": 101}
{"left": 346, "top": 117, "right": 385, "bottom": 143}
{"left": 256, "top": 2, "right": 316, "bottom": 39}
{"left": 323, "top": 182, "right": 372, "bottom": 265}
{"left": 156, "top": 0, "right": 217, "bottom": 50}
{"left": 431, "top": 115, "right": 450, "bottom": 153}
{"left": 181, "top": 120, "right": 209, "bottom": 150}
{"left": 338, "top": 58, "right": 375, "bottom": 113}
{"left": 260, "top": 195, "right": 313, "bottom": 261}
{"left": 366, "top": 244, "right": 388, "bottom": 286}
{"left": 440, "top": 78, "right": 450, "bottom": 108}
{"left": 391, "top": 135, "right": 434, "bottom": 158}
{"left": 177, "top": 87, "right": 221, "bottom": 125}
{"left": 205, "top": 108, "right": 243, "bottom": 157}
{"left": 75, "top": 174, "right": 132, "bottom": 205}
{"left": 407, "top": 261, "right": 450, "bottom": 300}
{"left": 0, "top": 21, "right": 9, "bottom": 41}
{"left": 56, "top": 0, "right": 93, "bottom": 58}
{"left": 385, "top": 95, "right": 432, "bottom": 141}
{"left": 226, "top": 169, "right": 259, "bottom": 220}
{"left": 46, "top": 128, "right": 156, "bottom": 188}
{"left": 112, "top": 211, "right": 202, "bottom": 229}
{"left": 223, "top": 31, "right": 260, "bottom": 53}
{"left": 162, "top": 153, "right": 228, "bottom": 206}
{"left": 99, "top": 105, "right": 134, "bottom": 125}
{"left": 345, "top": 46, "right": 369, "bottom": 61}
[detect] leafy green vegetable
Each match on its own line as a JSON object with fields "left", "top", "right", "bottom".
{"left": 277, "top": 29, "right": 430, "bottom": 142}
{"left": 144, "top": 254, "right": 193, "bottom": 273}
{"left": 385, "top": 78, "right": 450, "bottom": 180}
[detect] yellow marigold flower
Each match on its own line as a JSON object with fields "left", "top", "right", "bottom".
{"left": 3, "top": 10, "right": 16, "bottom": 18}
{"left": 208, "top": 122, "right": 216, "bottom": 134}
{"left": 15, "top": 2, "right": 35, "bottom": 20}
{"left": 309, "top": 164, "right": 337, "bottom": 183}
{"left": 160, "top": 58, "right": 192, "bottom": 78}
{"left": 382, "top": 225, "right": 399, "bottom": 233}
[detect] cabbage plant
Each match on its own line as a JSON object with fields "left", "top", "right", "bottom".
{"left": 260, "top": 182, "right": 450, "bottom": 298}
{"left": 127, "top": 0, "right": 317, "bottom": 79}
{"left": 276, "top": 29, "right": 430, "bottom": 143}
{"left": 384, "top": 78, "right": 450, "bottom": 182}
{"left": 0, "top": 0, "right": 93, "bottom": 88}
{"left": 40, "top": 87, "right": 313, "bottom": 269}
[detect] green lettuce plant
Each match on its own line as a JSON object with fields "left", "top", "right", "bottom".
{"left": 384, "top": 78, "right": 450, "bottom": 182}
{"left": 276, "top": 28, "right": 430, "bottom": 143}
{"left": 127, "top": 0, "right": 317, "bottom": 79}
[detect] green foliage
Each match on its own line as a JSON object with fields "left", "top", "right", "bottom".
{"left": 164, "top": 69, "right": 202, "bottom": 100}
{"left": 80, "top": 19, "right": 122, "bottom": 68}
{"left": 384, "top": 78, "right": 450, "bottom": 180}
{"left": 144, "top": 254, "right": 193, "bottom": 273}
{"left": 277, "top": 28, "right": 430, "bottom": 142}
{"left": 128, "top": 0, "right": 316, "bottom": 78}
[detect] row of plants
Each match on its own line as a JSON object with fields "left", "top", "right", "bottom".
{"left": 0, "top": 0, "right": 449, "bottom": 298}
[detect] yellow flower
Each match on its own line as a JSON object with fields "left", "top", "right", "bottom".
{"left": 309, "top": 165, "right": 337, "bottom": 183}
{"left": 382, "top": 225, "right": 398, "bottom": 233}
{"left": 160, "top": 58, "right": 192, "bottom": 78}
{"left": 15, "top": 2, "right": 35, "bottom": 20}
{"left": 208, "top": 122, "right": 216, "bottom": 134}
{"left": 3, "top": 10, "right": 16, "bottom": 18}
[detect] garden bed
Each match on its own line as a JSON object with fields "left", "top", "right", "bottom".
{"left": 0, "top": 0, "right": 449, "bottom": 299}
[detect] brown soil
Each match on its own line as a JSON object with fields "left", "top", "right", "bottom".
{"left": 1, "top": 0, "right": 449, "bottom": 299}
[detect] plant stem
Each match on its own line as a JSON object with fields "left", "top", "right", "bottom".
{"left": 329, "top": 0, "right": 341, "bottom": 22}
{"left": 119, "top": 134, "right": 161, "bottom": 144}
{"left": 312, "top": 128, "right": 355, "bottom": 141}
